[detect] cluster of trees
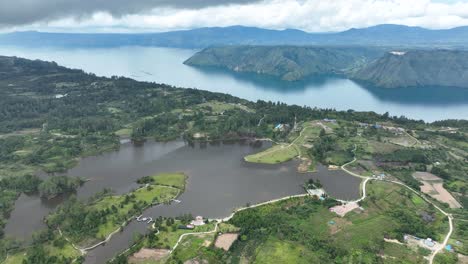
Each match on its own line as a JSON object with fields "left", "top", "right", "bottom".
{"left": 227, "top": 197, "right": 378, "bottom": 263}
{"left": 38, "top": 176, "right": 84, "bottom": 199}
{"left": 0, "top": 54, "right": 467, "bottom": 263}
{"left": 388, "top": 208, "right": 437, "bottom": 240}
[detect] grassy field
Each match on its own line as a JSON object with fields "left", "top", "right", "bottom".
{"left": 254, "top": 238, "right": 317, "bottom": 264}
{"left": 155, "top": 222, "right": 215, "bottom": 249}
{"left": 213, "top": 180, "right": 452, "bottom": 263}
{"left": 146, "top": 172, "right": 187, "bottom": 189}
{"left": 93, "top": 185, "right": 180, "bottom": 238}
{"left": 52, "top": 172, "right": 186, "bottom": 245}
{"left": 118, "top": 221, "right": 216, "bottom": 263}
{"left": 244, "top": 122, "right": 322, "bottom": 165}
{"left": 168, "top": 233, "right": 215, "bottom": 262}
{"left": 244, "top": 143, "right": 299, "bottom": 164}
{"left": 196, "top": 101, "right": 254, "bottom": 114}
{"left": 91, "top": 173, "right": 185, "bottom": 239}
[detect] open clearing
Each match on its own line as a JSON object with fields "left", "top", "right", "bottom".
{"left": 128, "top": 248, "right": 170, "bottom": 263}
{"left": 413, "top": 172, "right": 462, "bottom": 208}
{"left": 244, "top": 121, "right": 322, "bottom": 165}
{"left": 244, "top": 143, "right": 298, "bottom": 164}
{"left": 420, "top": 181, "right": 462, "bottom": 208}
{"left": 413, "top": 172, "right": 443, "bottom": 181}
{"left": 214, "top": 233, "right": 239, "bottom": 251}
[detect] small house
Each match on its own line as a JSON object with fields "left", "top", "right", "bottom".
{"left": 191, "top": 216, "right": 205, "bottom": 226}
{"left": 424, "top": 238, "right": 435, "bottom": 248}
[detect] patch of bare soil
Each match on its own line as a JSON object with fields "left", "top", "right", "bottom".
{"left": 297, "top": 158, "right": 312, "bottom": 173}
{"left": 128, "top": 248, "right": 170, "bottom": 263}
{"left": 413, "top": 172, "right": 442, "bottom": 181}
{"left": 330, "top": 202, "right": 360, "bottom": 217}
{"left": 420, "top": 181, "right": 462, "bottom": 208}
{"left": 215, "top": 233, "right": 239, "bottom": 251}
{"left": 458, "top": 254, "right": 468, "bottom": 264}
{"left": 184, "top": 258, "right": 209, "bottom": 264}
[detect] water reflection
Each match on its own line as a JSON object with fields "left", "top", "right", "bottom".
{"left": 0, "top": 45, "right": 466, "bottom": 121}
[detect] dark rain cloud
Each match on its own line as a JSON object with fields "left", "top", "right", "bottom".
{"left": 0, "top": 0, "right": 261, "bottom": 26}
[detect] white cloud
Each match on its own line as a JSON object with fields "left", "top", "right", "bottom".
{"left": 10, "top": 0, "right": 468, "bottom": 32}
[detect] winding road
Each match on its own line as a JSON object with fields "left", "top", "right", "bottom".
{"left": 341, "top": 146, "right": 454, "bottom": 264}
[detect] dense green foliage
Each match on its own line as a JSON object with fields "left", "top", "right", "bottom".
{"left": 354, "top": 50, "right": 468, "bottom": 88}
{"left": 186, "top": 47, "right": 468, "bottom": 88}
{"left": 0, "top": 55, "right": 466, "bottom": 263}
{"left": 185, "top": 46, "right": 383, "bottom": 81}
{"left": 38, "top": 176, "right": 84, "bottom": 199}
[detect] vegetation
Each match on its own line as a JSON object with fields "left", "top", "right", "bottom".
{"left": 46, "top": 173, "right": 184, "bottom": 245}
{"left": 354, "top": 50, "right": 468, "bottom": 88}
{"left": 244, "top": 143, "right": 298, "bottom": 164}
{"left": 0, "top": 56, "right": 466, "bottom": 263}
{"left": 136, "top": 172, "right": 186, "bottom": 189}
{"left": 111, "top": 181, "right": 450, "bottom": 263}
{"left": 185, "top": 46, "right": 383, "bottom": 81}
{"left": 109, "top": 218, "right": 217, "bottom": 264}
{"left": 186, "top": 47, "right": 468, "bottom": 89}
{"left": 38, "top": 176, "right": 84, "bottom": 199}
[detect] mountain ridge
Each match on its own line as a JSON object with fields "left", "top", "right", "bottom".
{"left": 2, "top": 24, "right": 468, "bottom": 48}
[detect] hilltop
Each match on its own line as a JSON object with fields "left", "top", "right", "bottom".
{"left": 353, "top": 50, "right": 468, "bottom": 88}
{"left": 186, "top": 47, "right": 468, "bottom": 88}
{"left": 184, "top": 46, "right": 384, "bottom": 81}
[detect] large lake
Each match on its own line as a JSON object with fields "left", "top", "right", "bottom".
{"left": 5, "top": 140, "right": 361, "bottom": 263}
{"left": 0, "top": 46, "right": 467, "bottom": 121}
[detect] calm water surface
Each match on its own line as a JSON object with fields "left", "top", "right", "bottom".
{"left": 5, "top": 140, "right": 361, "bottom": 256}
{"left": 0, "top": 46, "right": 466, "bottom": 121}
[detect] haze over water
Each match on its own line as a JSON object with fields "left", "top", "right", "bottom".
{"left": 0, "top": 45, "right": 467, "bottom": 121}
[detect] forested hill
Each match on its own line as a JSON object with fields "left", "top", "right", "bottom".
{"left": 185, "top": 47, "right": 468, "bottom": 89}
{"left": 1, "top": 54, "right": 439, "bottom": 175}
{"left": 184, "top": 46, "right": 385, "bottom": 81}
{"left": 353, "top": 50, "right": 468, "bottom": 88}
{"left": 2, "top": 24, "right": 468, "bottom": 48}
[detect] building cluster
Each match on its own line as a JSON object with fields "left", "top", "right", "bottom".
{"left": 359, "top": 122, "right": 405, "bottom": 135}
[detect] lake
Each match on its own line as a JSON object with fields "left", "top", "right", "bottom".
{"left": 4, "top": 140, "right": 361, "bottom": 263}
{"left": 0, "top": 46, "right": 466, "bottom": 121}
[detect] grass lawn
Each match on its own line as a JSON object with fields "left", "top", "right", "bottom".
{"left": 147, "top": 172, "right": 186, "bottom": 189}
{"left": 244, "top": 144, "right": 298, "bottom": 164}
{"left": 154, "top": 222, "right": 216, "bottom": 249}
{"left": 115, "top": 128, "right": 132, "bottom": 137}
{"left": 411, "top": 195, "right": 425, "bottom": 206}
{"left": 57, "top": 172, "right": 186, "bottom": 244}
{"left": 382, "top": 242, "right": 426, "bottom": 263}
{"left": 196, "top": 101, "right": 254, "bottom": 114}
{"left": 92, "top": 185, "right": 180, "bottom": 239}
{"left": 254, "top": 238, "right": 318, "bottom": 264}
{"left": 169, "top": 233, "right": 215, "bottom": 262}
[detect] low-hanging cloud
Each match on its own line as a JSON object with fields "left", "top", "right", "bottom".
{"left": 0, "top": 0, "right": 260, "bottom": 26}
{"left": 2, "top": 0, "right": 468, "bottom": 32}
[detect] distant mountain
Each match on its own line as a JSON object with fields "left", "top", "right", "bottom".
{"left": 1, "top": 24, "right": 468, "bottom": 48}
{"left": 353, "top": 50, "right": 468, "bottom": 88}
{"left": 184, "top": 46, "right": 384, "bottom": 81}
{"left": 0, "top": 26, "right": 316, "bottom": 49}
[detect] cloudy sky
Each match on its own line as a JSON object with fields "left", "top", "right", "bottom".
{"left": 1, "top": 0, "right": 468, "bottom": 33}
